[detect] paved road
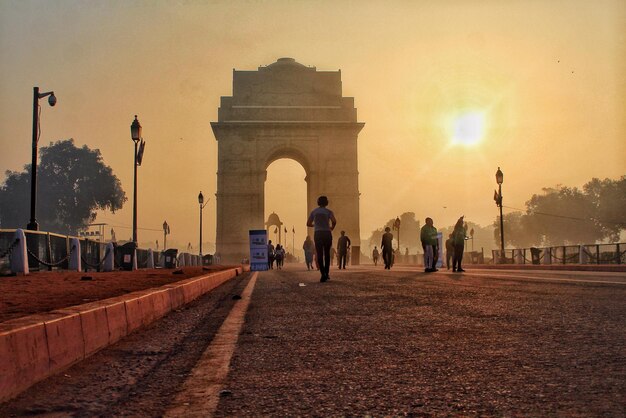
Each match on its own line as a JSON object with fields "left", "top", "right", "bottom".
{"left": 2, "top": 266, "right": 625, "bottom": 416}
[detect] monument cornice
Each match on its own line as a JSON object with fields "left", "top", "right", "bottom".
{"left": 211, "top": 121, "right": 365, "bottom": 136}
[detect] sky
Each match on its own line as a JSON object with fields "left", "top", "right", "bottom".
{"left": 1, "top": 0, "right": 625, "bottom": 254}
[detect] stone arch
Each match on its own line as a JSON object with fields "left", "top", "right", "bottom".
{"left": 211, "top": 58, "right": 364, "bottom": 262}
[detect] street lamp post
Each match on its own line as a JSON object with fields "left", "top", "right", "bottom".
{"left": 27, "top": 87, "right": 57, "bottom": 230}
{"left": 495, "top": 167, "right": 505, "bottom": 263}
{"left": 163, "top": 221, "right": 170, "bottom": 250}
{"left": 130, "top": 115, "right": 145, "bottom": 244}
{"left": 198, "top": 192, "right": 208, "bottom": 257}
{"left": 393, "top": 217, "right": 401, "bottom": 252}
{"left": 130, "top": 116, "right": 141, "bottom": 243}
{"left": 198, "top": 192, "right": 204, "bottom": 257}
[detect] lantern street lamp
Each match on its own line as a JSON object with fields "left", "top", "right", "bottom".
{"left": 198, "top": 191, "right": 209, "bottom": 257}
{"left": 27, "top": 87, "right": 57, "bottom": 231}
{"left": 163, "top": 220, "right": 170, "bottom": 250}
{"left": 130, "top": 115, "right": 145, "bottom": 244}
{"left": 494, "top": 167, "right": 505, "bottom": 263}
{"left": 393, "top": 216, "right": 401, "bottom": 252}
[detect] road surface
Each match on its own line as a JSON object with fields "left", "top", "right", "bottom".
{"left": 1, "top": 265, "right": 625, "bottom": 416}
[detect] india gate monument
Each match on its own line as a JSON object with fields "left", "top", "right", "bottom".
{"left": 211, "top": 58, "right": 364, "bottom": 262}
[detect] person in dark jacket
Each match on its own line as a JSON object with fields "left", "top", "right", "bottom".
{"left": 452, "top": 216, "right": 466, "bottom": 272}
{"left": 420, "top": 217, "right": 438, "bottom": 272}
{"left": 381, "top": 227, "right": 394, "bottom": 269}
{"left": 337, "top": 231, "right": 351, "bottom": 269}
{"left": 445, "top": 233, "right": 455, "bottom": 270}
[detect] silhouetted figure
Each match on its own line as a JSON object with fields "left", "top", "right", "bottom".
{"left": 303, "top": 236, "right": 315, "bottom": 270}
{"left": 452, "top": 216, "right": 466, "bottom": 272}
{"left": 267, "top": 240, "right": 275, "bottom": 269}
{"left": 381, "top": 227, "right": 394, "bottom": 270}
{"left": 372, "top": 246, "right": 380, "bottom": 266}
{"left": 337, "top": 230, "right": 351, "bottom": 269}
{"left": 275, "top": 244, "right": 285, "bottom": 269}
{"left": 445, "top": 233, "right": 454, "bottom": 270}
{"left": 330, "top": 247, "right": 336, "bottom": 267}
{"left": 421, "top": 217, "right": 438, "bottom": 272}
{"left": 306, "top": 195, "right": 337, "bottom": 282}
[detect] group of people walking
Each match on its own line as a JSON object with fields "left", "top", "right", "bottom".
{"left": 303, "top": 195, "right": 467, "bottom": 282}
{"left": 266, "top": 241, "right": 286, "bottom": 269}
{"left": 421, "top": 216, "right": 466, "bottom": 272}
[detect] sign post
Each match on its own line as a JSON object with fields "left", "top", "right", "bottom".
{"left": 249, "top": 229, "right": 269, "bottom": 271}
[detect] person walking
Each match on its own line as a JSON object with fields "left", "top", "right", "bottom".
{"left": 267, "top": 240, "right": 275, "bottom": 270}
{"left": 303, "top": 235, "right": 315, "bottom": 270}
{"left": 445, "top": 233, "right": 455, "bottom": 270}
{"left": 372, "top": 246, "right": 380, "bottom": 266}
{"left": 337, "top": 231, "right": 351, "bottom": 269}
{"left": 275, "top": 244, "right": 285, "bottom": 269}
{"left": 381, "top": 227, "right": 394, "bottom": 269}
{"left": 306, "top": 195, "right": 337, "bottom": 282}
{"left": 421, "top": 217, "right": 438, "bottom": 272}
{"left": 452, "top": 216, "right": 466, "bottom": 272}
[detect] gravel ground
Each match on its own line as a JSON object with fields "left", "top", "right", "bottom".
{"left": 215, "top": 266, "right": 626, "bottom": 416}
{"left": 0, "top": 272, "right": 251, "bottom": 417}
{"left": 1, "top": 266, "right": 624, "bottom": 417}
{"left": 0, "top": 266, "right": 233, "bottom": 322}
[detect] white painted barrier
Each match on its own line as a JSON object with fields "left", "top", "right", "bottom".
{"left": 10, "top": 229, "right": 29, "bottom": 275}
{"left": 68, "top": 238, "right": 81, "bottom": 272}
{"left": 147, "top": 249, "right": 155, "bottom": 269}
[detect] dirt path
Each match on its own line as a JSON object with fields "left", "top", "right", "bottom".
{"left": 0, "top": 266, "right": 233, "bottom": 322}
{"left": 0, "top": 271, "right": 252, "bottom": 417}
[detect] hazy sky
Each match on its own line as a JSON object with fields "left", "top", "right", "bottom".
{"left": 1, "top": 0, "right": 624, "bottom": 253}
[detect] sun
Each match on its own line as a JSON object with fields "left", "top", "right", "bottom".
{"left": 450, "top": 111, "right": 486, "bottom": 146}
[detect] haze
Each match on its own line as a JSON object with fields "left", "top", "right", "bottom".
{"left": 1, "top": 0, "right": 624, "bottom": 253}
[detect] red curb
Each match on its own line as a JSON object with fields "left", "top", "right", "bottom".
{"left": 44, "top": 313, "right": 85, "bottom": 372}
{"left": 0, "top": 321, "right": 49, "bottom": 402}
{"left": 0, "top": 266, "right": 243, "bottom": 403}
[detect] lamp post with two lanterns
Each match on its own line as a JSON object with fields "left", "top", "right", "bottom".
{"left": 27, "top": 87, "right": 57, "bottom": 231}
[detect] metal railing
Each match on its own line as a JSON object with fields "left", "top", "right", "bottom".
{"left": 492, "top": 243, "right": 625, "bottom": 265}
{"left": 0, "top": 229, "right": 209, "bottom": 274}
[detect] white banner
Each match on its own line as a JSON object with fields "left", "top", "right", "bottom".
{"left": 249, "top": 229, "right": 269, "bottom": 271}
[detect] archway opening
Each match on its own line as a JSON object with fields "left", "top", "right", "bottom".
{"left": 265, "top": 158, "right": 308, "bottom": 260}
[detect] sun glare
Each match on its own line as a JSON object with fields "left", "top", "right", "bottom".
{"left": 450, "top": 111, "right": 486, "bottom": 146}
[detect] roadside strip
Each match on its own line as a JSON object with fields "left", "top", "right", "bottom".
{"left": 385, "top": 265, "right": 626, "bottom": 285}
{"left": 165, "top": 271, "right": 258, "bottom": 417}
{"left": 0, "top": 266, "right": 249, "bottom": 403}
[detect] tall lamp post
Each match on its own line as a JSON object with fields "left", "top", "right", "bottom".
{"left": 27, "top": 87, "right": 57, "bottom": 230}
{"left": 163, "top": 221, "right": 170, "bottom": 250}
{"left": 393, "top": 217, "right": 401, "bottom": 252}
{"left": 198, "top": 192, "right": 208, "bottom": 257}
{"left": 130, "top": 115, "right": 145, "bottom": 244}
{"left": 494, "top": 167, "right": 505, "bottom": 263}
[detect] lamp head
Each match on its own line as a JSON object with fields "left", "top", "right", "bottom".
{"left": 130, "top": 115, "right": 142, "bottom": 142}
{"left": 198, "top": 191, "right": 204, "bottom": 205}
{"left": 496, "top": 167, "right": 503, "bottom": 185}
{"left": 48, "top": 93, "right": 57, "bottom": 107}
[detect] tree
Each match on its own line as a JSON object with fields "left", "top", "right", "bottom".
{"left": 0, "top": 139, "right": 126, "bottom": 235}
{"left": 583, "top": 176, "right": 626, "bottom": 241}
{"left": 368, "top": 212, "right": 422, "bottom": 254}
{"left": 524, "top": 186, "right": 605, "bottom": 245}
{"left": 493, "top": 211, "right": 540, "bottom": 248}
